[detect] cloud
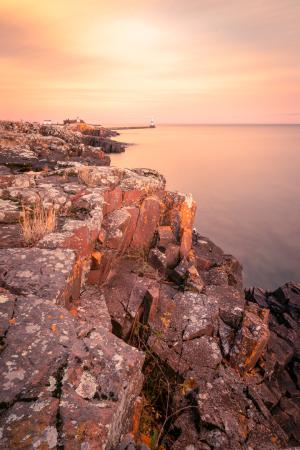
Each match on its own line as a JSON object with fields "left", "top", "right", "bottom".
{"left": 0, "top": 0, "right": 299, "bottom": 123}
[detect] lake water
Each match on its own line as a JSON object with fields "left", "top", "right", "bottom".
{"left": 110, "top": 125, "right": 300, "bottom": 289}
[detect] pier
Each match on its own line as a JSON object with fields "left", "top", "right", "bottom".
{"left": 110, "top": 125, "right": 155, "bottom": 130}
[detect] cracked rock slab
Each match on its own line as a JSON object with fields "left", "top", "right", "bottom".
{"left": 0, "top": 248, "right": 80, "bottom": 307}
{"left": 76, "top": 285, "right": 112, "bottom": 337}
{"left": 61, "top": 326, "right": 145, "bottom": 450}
{"left": 0, "top": 296, "right": 76, "bottom": 405}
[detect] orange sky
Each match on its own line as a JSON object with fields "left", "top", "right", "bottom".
{"left": 0, "top": 0, "right": 299, "bottom": 124}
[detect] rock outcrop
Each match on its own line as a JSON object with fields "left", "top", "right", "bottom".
{"left": 0, "top": 121, "right": 299, "bottom": 450}
{"left": 0, "top": 120, "right": 126, "bottom": 173}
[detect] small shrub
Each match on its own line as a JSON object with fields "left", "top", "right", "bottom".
{"left": 20, "top": 200, "right": 56, "bottom": 245}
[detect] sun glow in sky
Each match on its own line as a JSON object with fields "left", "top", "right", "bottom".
{"left": 0, "top": 0, "right": 299, "bottom": 124}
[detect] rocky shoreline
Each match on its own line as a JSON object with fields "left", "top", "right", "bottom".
{"left": 0, "top": 121, "right": 299, "bottom": 450}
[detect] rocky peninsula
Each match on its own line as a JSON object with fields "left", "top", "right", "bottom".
{"left": 0, "top": 121, "right": 299, "bottom": 450}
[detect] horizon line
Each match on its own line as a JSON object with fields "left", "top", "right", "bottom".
{"left": 105, "top": 122, "right": 300, "bottom": 127}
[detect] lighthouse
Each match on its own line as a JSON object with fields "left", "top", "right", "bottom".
{"left": 150, "top": 119, "right": 155, "bottom": 128}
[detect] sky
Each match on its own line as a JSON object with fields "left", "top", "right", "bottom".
{"left": 0, "top": 0, "right": 299, "bottom": 124}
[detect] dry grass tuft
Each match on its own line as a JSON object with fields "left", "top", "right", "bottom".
{"left": 78, "top": 166, "right": 93, "bottom": 186}
{"left": 20, "top": 199, "right": 56, "bottom": 245}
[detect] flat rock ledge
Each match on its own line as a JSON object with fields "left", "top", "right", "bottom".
{"left": 0, "top": 121, "right": 299, "bottom": 450}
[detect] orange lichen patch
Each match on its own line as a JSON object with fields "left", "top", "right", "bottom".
{"left": 238, "top": 413, "right": 249, "bottom": 439}
{"left": 180, "top": 377, "right": 197, "bottom": 395}
{"left": 139, "top": 433, "right": 151, "bottom": 446}
{"left": 160, "top": 312, "right": 171, "bottom": 329}
{"left": 69, "top": 307, "right": 78, "bottom": 317}
{"left": 68, "top": 123, "right": 93, "bottom": 133}
{"left": 244, "top": 332, "right": 269, "bottom": 371}
{"left": 180, "top": 228, "right": 192, "bottom": 258}
{"left": 51, "top": 324, "right": 57, "bottom": 332}
{"left": 98, "top": 229, "right": 106, "bottom": 244}
{"left": 103, "top": 187, "right": 123, "bottom": 215}
{"left": 59, "top": 255, "right": 82, "bottom": 308}
{"left": 187, "top": 248, "right": 197, "bottom": 263}
{"left": 132, "top": 397, "right": 143, "bottom": 437}
{"left": 271, "top": 435, "right": 280, "bottom": 445}
{"left": 91, "top": 251, "right": 103, "bottom": 264}
{"left": 179, "top": 195, "right": 196, "bottom": 230}
{"left": 70, "top": 420, "right": 105, "bottom": 445}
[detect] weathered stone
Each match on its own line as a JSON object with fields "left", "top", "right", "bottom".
{"left": 165, "top": 243, "right": 180, "bottom": 268}
{"left": 121, "top": 206, "right": 140, "bottom": 252}
{"left": 0, "top": 199, "right": 20, "bottom": 223}
{"left": 218, "top": 318, "right": 235, "bottom": 356}
{"left": 61, "top": 326, "right": 145, "bottom": 450}
{"left": 77, "top": 165, "right": 121, "bottom": 188}
{"left": 0, "top": 248, "right": 81, "bottom": 307}
{"left": 87, "top": 248, "right": 117, "bottom": 286}
{"left": 122, "top": 188, "right": 145, "bottom": 206}
{"left": 117, "top": 434, "right": 137, "bottom": 450}
{"left": 251, "top": 381, "right": 280, "bottom": 409}
{"left": 103, "top": 186, "right": 123, "bottom": 215}
{"left": 76, "top": 285, "right": 112, "bottom": 337}
{"left": 206, "top": 265, "right": 230, "bottom": 287}
{"left": 38, "top": 219, "right": 101, "bottom": 285}
{"left": 197, "top": 368, "right": 285, "bottom": 449}
{"left": 171, "top": 411, "right": 210, "bottom": 450}
{"left": 267, "top": 331, "right": 294, "bottom": 369}
{"left": 130, "top": 196, "right": 161, "bottom": 252}
{"left": 185, "top": 336, "right": 222, "bottom": 381}
{"left": 148, "top": 288, "right": 221, "bottom": 382}
{"left": 273, "top": 282, "right": 300, "bottom": 319}
{"left": 169, "top": 257, "right": 190, "bottom": 285}
{"left": 0, "top": 288, "right": 16, "bottom": 340}
{"left": 246, "top": 287, "right": 269, "bottom": 308}
{"left": 186, "top": 264, "right": 205, "bottom": 293}
{"left": 0, "top": 296, "right": 75, "bottom": 405}
{"left": 0, "top": 397, "right": 59, "bottom": 449}
{"left": 267, "top": 295, "right": 286, "bottom": 315}
{"left": 176, "top": 291, "right": 219, "bottom": 340}
{"left": 100, "top": 256, "right": 158, "bottom": 338}
{"left": 148, "top": 248, "right": 167, "bottom": 272}
{"left": 120, "top": 168, "right": 165, "bottom": 197}
{"left": 157, "top": 225, "right": 176, "bottom": 249}
{"left": 277, "top": 369, "right": 298, "bottom": 397}
{"left": 230, "top": 303, "right": 270, "bottom": 374}
{"left": 206, "top": 284, "right": 245, "bottom": 328}
{"left": 273, "top": 400, "right": 300, "bottom": 442}
{"left": 193, "top": 234, "right": 224, "bottom": 270}
{"left": 105, "top": 208, "right": 132, "bottom": 250}
{"left": 180, "top": 227, "right": 193, "bottom": 258}
{"left": 221, "top": 254, "right": 243, "bottom": 290}
{"left": 0, "top": 224, "right": 24, "bottom": 248}
{"left": 104, "top": 206, "right": 139, "bottom": 254}
{"left": 144, "top": 284, "right": 160, "bottom": 323}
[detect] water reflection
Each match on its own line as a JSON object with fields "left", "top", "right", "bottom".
{"left": 111, "top": 125, "right": 300, "bottom": 289}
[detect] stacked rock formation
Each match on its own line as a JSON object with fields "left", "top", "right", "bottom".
{"left": 0, "top": 121, "right": 299, "bottom": 450}
{"left": 0, "top": 120, "right": 126, "bottom": 173}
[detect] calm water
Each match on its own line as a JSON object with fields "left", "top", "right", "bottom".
{"left": 110, "top": 125, "right": 300, "bottom": 289}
